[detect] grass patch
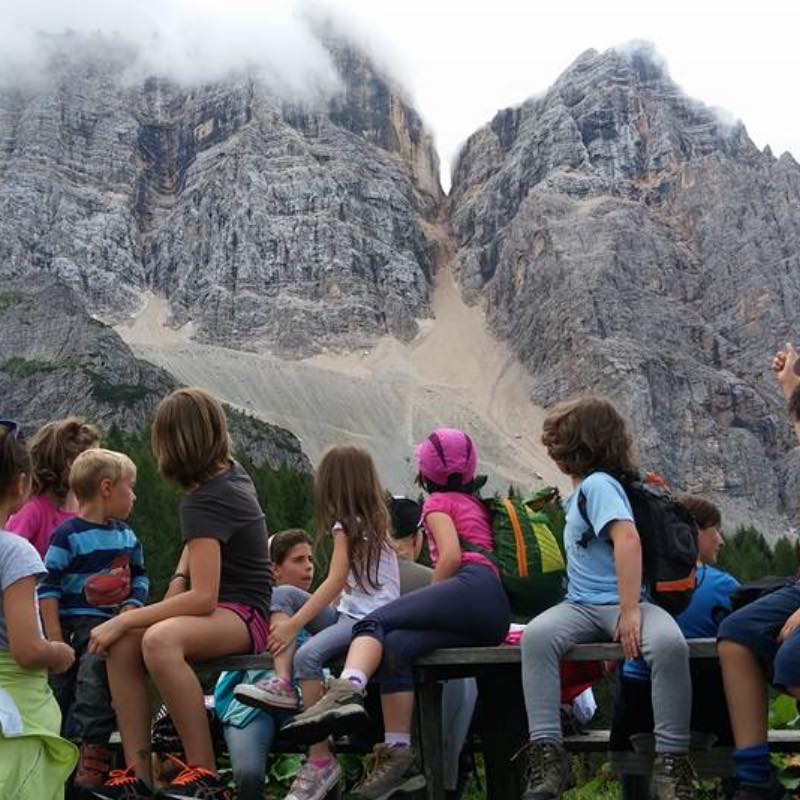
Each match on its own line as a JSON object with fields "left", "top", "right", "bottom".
{"left": 0, "top": 290, "right": 23, "bottom": 310}
{"left": 1, "top": 357, "right": 59, "bottom": 378}
{"left": 88, "top": 372, "right": 154, "bottom": 407}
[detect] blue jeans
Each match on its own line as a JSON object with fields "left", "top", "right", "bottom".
{"left": 223, "top": 709, "right": 291, "bottom": 800}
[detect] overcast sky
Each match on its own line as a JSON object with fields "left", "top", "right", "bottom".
{"left": 2, "top": 0, "right": 797, "bottom": 190}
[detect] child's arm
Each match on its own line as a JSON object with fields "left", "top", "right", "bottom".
{"left": 425, "top": 512, "right": 462, "bottom": 583}
{"left": 609, "top": 521, "right": 643, "bottom": 659}
{"left": 163, "top": 545, "right": 190, "bottom": 599}
{"left": 38, "top": 531, "right": 71, "bottom": 642}
{"left": 774, "top": 343, "right": 800, "bottom": 444}
{"left": 5, "top": 576, "right": 74, "bottom": 672}
{"left": 88, "top": 537, "right": 224, "bottom": 655}
{"left": 125, "top": 536, "right": 149, "bottom": 610}
{"left": 268, "top": 530, "right": 350, "bottom": 655}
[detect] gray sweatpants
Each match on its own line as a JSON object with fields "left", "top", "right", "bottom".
{"left": 270, "top": 585, "right": 357, "bottom": 682}
{"left": 522, "top": 601, "right": 691, "bottom": 753}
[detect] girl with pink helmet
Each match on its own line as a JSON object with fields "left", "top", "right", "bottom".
{"left": 281, "top": 427, "right": 511, "bottom": 800}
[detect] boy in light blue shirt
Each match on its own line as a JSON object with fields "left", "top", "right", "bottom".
{"left": 519, "top": 396, "right": 694, "bottom": 800}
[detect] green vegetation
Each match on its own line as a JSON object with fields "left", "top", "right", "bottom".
{"left": 0, "top": 289, "right": 23, "bottom": 310}
{"left": 1, "top": 357, "right": 59, "bottom": 378}
{"left": 718, "top": 526, "right": 799, "bottom": 581}
{"left": 88, "top": 373, "right": 155, "bottom": 407}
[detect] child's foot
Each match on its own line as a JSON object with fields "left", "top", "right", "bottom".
{"left": 348, "top": 744, "right": 426, "bottom": 800}
{"left": 74, "top": 742, "right": 112, "bottom": 788}
{"left": 156, "top": 765, "right": 231, "bottom": 799}
{"left": 233, "top": 674, "right": 300, "bottom": 711}
{"left": 284, "top": 758, "right": 342, "bottom": 800}
{"left": 651, "top": 754, "right": 699, "bottom": 800}
{"left": 279, "top": 677, "right": 368, "bottom": 744}
{"left": 520, "top": 741, "right": 574, "bottom": 799}
{"left": 87, "top": 766, "right": 154, "bottom": 799}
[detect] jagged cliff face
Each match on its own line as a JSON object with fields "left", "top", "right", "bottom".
{"left": 0, "top": 282, "right": 310, "bottom": 472}
{"left": 0, "top": 40, "right": 442, "bottom": 354}
{"left": 450, "top": 47, "right": 800, "bottom": 526}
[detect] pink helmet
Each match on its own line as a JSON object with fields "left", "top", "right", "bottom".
{"left": 415, "top": 428, "right": 478, "bottom": 487}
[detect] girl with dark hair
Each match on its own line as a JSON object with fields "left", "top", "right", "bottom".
{"left": 0, "top": 420, "right": 78, "bottom": 799}
{"left": 279, "top": 428, "right": 510, "bottom": 800}
{"left": 235, "top": 445, "right": 400, "bottom": 800}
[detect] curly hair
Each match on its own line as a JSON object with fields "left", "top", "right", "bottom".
{"left": 29, "top": 417, "right": 101, "bottom": 499}
{"left": 676, "top": 495, "right": 721, "bottom": 530}
{"left": 541, "top": 395, "right": 638, "bottom": 480}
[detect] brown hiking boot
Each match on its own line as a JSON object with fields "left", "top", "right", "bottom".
{"left": 348, "top": 744, "right": 426, "bottom": 800}
{"left": 520, "top": 741, "right": 574, "bottom": 800}
{"left": 652, "top": 753, "right": 699, "bottom": 800}
{"left": 74, "top": 742, "right": 112, "bottom": 788}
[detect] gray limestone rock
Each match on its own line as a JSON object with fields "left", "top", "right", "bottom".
{"left": 0, "top": 36, "right": 442, "bottom": 355}
{"left": 0, "top": 281, "right": 309, "bottom": 472}
{"left": 449, "top": 45, "right": 800, "bottom": 532}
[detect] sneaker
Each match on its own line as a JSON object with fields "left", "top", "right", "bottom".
{"left": 280, "top": 677, "right": 368, "bottom": 744}
{"left": 651, "top": 754, "right": 699, "bottom": 800}
{"left": 233, "top": 675, "right": 300, "bottom": 711}
{"left": 519, "top": 741, "right": 574, "bottom": 800}
{"left": 284, "top": 758, "right": 342, "bottom": 800}
{"left": 156, "top": 766, "right": 231, "bottom": 799}
{"left": 731, "top": 774, "right": 789, "bottom": 800}
{"left": 87, "top": 767, "right": 154, "bottom": 800}
{"left": 74, "top": 742, "right": 113, "bottom": 788}
{"left": 348, "top": 744, "right": 426, "bottom": 800}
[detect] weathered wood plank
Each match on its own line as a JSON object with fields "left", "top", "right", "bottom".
{"left": 198, "top": 638, "right": 719, "bottom": 672}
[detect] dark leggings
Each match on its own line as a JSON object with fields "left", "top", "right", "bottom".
{"left": 352, "top": 562, "right": 511, "bottom": 693}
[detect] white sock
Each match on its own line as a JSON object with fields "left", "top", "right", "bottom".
{"left": 384, "top": 732, "right": 412, "bottom": 748}
{"left": 340, "top": 668, "right": 368, "bottom": 691}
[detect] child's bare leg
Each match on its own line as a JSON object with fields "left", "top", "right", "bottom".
{"left": 270, "top": 611, "right": 298, "bottom": 679}
{"left": 719, "top": 639, "right": 769, "bottom": 747}
{"left": 105, "top": 629, "right": 152, "bottom": 784}
{"left": 142, "top": 608, "right": 250, "bottom": 771}
{"left": 380, "top": 691, "right": 415, "bottom": 735}
{"left": 342, "top": 635, "right": 383, "bottom": 678}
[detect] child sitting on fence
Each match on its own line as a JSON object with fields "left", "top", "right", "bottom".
{"left": 214, "top": 528, "right": 315, "bottom": 800}
{"left": 717, "top": 344, "right": 800, "bottom": 800}
{"left": 87, "top": 387, "right": 273, "bottom": 800}
{"left": 519, "top": 396, "right": 695, "bottom": 800}
{"left": 280, "top": 428, "right": 511, "bottom": 800}
{"left": 39, "top": 448, "right": 148, "bottom": 792}
{"left": 611, "top": 494, "right": 739, "bottom": 800}
{"left": 234, "top": 445, "right": 401, "bottom": 800}
{"left": 7, "top": 417, "right": 100, "bottom": 558}
{"left": 0, "top": 420, "right": 78, "bottom": 800}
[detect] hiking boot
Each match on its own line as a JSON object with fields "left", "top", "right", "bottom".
{"left": 280, "top": 678, "right": 368, "bottom": 744}
{"left": 520, "top": 741, "right": 574, "bottom": 800}
{"left": 348, "top": 744, "right": 426, "bottom": 800}
{"left": 234, "top": 675, "right": 300, "bottom": 711}
{"left": 87, "top": 767, "right": 154, "bottom": 799}
{"left": 731, "top": 774, "right": 789, "bottom": 800}
{"left": 74, "top": 742, "right": 112, "bottom": 788}
{"left": 651, "top": 753, "right": 699, "bottom": 800}
{"left": 284, "top": 758, "right": 342, "bottom": 800}
{"left": 156, "top": 765, "right": 231, "bottom": 799}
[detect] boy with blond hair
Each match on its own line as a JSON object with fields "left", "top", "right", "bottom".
{"left": 40, "top": 448, "right": 149, "bottom": 792}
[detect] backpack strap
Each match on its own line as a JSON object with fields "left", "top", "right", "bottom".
{"left": 457, "top": 533, "right": 497, "bottom": 565}
{"left": 576, "top": 489, "right": 603, "bottom": 550}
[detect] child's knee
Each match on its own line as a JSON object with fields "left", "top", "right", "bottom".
{"left": 270, "top": 584, "right": 307, "bottom": 616}
{"left": 647, "top": 627, "right": 688, "bottom": 667}
{"left": 141, "top": 623, "right": 182, "bottom": 669}
{"left": 521, "top": 614, "right": 563, "bottom": 660}
{"left": 293, "top": 645, "right": 324, "bottom": 680}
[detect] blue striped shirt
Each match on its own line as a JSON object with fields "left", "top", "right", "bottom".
{"left": 39, "top": 517, "right": 149, "bottom": 618}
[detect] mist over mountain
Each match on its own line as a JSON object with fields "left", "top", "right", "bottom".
{"left": 2, "top": 32, "right": 799, "bottom": 532}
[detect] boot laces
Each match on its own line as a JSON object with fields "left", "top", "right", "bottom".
{"left": 517, "top": 741, "right": 559, "bottom": 787}
{"left": 105, "top": 766, "right": 138, "bottom": 787}
{"left": 662, "top": 754, "right": 697, "bottom": 800}
{"left": 164, "top": 754, "right": 215, "bottom": 786}
{"left": 362, "top": 745, "right": 396, "bottom": 784}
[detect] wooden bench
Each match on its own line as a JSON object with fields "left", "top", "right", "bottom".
{"left": 200, "top": 638, "right": 796, "bottom": 799}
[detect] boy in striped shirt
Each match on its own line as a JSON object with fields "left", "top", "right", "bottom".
{"left": 40, "top": 448, "right": 149, "bottom": 792}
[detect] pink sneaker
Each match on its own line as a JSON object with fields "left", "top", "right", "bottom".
{"left": 285, "top": 758, "right": 342, "bottom": 800}
{"left": 233, "top": 675, "right": 300, "bottom": 711}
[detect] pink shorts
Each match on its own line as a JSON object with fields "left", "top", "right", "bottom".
{"left": 218, "top": 601, "right": 269, "bottom": 654}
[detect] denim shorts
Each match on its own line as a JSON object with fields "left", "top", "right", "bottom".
{"left": 717, "top": 579, "right": 800, "bottom": 689}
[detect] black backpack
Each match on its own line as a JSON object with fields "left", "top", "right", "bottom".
{"left": 577, "top": 471, "right": 699, "bottom": 615}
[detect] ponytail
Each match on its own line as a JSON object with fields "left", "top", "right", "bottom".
{"left": 0, "top": 421, "right": 31, "bottom": 501}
